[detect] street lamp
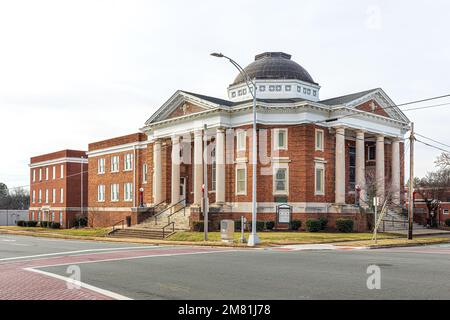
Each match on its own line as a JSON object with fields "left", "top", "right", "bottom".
{"left": 211, "top": 52, "right": 260, "bottom": 246}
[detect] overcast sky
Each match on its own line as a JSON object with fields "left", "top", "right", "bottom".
{"left": 1, "top": 0, "right": 449, "bottom": 189}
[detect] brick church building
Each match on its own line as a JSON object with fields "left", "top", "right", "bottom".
{"left": 30, "top": 52, "right": 410, "bottom": 231}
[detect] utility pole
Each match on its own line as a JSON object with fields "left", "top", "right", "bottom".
{"left": 408, "top": 122, "right": 415, "bottom": 240}
{"left": 203, "top": 124, "right": 209, "bottom": 241}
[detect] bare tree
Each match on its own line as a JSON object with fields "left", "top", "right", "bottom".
{"left": 435, "top": 152, "right": 450, "bottom": 169}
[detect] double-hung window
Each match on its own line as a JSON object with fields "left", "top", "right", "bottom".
{"left": 235, "top": 166, "right": 247, "bottom": 195}
{"left": 39, "top": 168, "right": 42, "bottom": 181}
{"left": 38, "top": 190, "right": 42, "bottom": 203}
{"left": 111, "top": 156, "right": 120, "bottom": 172}
{"left": 33, "top": 170, "right": 36, "bottom": 182}
{"left": 32, "top": 190, "right": 36, "bottom": 203}
{"left": 52, "top": 189, "right": 56, "bottom": 204}
{"left": 124, "top": 154, "right": 133, "bottom": 171}
{"left": 315, "top": 163, "right": 325, "bottom": 195}
{"left": 111, "top": 184, "right": 119, "bottom": 202}
{"left": 60, "top": 165, "right": 64, "bottom": 179}
{"left": 60, "top": 188, "right": 64, "bottom": 203}
{"left": 45, "top": 189, "right": 49, "bottom": 203}
{"left": 98, "top": 158, "right": 105, "bottom": 174}
{"left": 315, "top": 129, "right": 324, "bottom": 151}
{"left": 273, "top": 166, "right": 288, "bottom": 195}
{"left": 97, "top": 185, "right": 105, "bottom": 202}
{"left": 273, "top": 129, "right": 288, "bottom": 151}
{"left": 124, "top": 183, "right": 133, "bottom": 201}
{"left": 45, "top": 167, "right": 49, "bottom": 180}
{"left": 142, "top": 164, "right": 148, "bottom": 183}
{"left": 52, "top": 166, "right": 56, "bottom": 180}
{"left": 237, "top": 130, "right": 246, "bottom": 152}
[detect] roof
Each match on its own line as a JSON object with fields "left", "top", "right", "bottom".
{"left": 88, "top": 133, "right": 147, "bottom": 151}
{"left": 30, "top": 150, "right": 86, "bottom": 164}
{"left": 180, "top": 91, "right": 234, "bottom": 107}
{"left": 231, "top": 52, "right": 317, "bottom": 86}
{"left": 319, "top": 88, "right": 380, "bottom": 105}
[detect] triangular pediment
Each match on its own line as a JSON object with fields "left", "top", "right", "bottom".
{"left": 345, "top": 89, "right": 409, "bottom": 123}
{"left": 145, "top": 90, "right": 229, "bottom": 125}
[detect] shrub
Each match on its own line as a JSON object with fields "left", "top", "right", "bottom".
{"left": 306, "top": 219, "right": 322, "bottom": 232}
{"left": 265, "top": 221, "right": 275, "bottom": 230}
{"left": 336, "top": 219, "right": 354, "bottom": 233}
{"left": 318, "top": 217, "right": 328, "bottom": 230}
{"left": 445, "top": 219, "right": 450, "bottom": 227}
{"left": 290, "top": 220, "right": 302, "bottom": 231}
{"left": 74, "top": 216, "right": 88, "bottom": 227}
{"left": 256, "top": 221, "right": 266, "bottom": 232}
{"left": 40, "top": 221, "right": 48, "bottom": 228}
{"left": 17, "top": 220, "right": 26, "bottom": 227}
{"left": 50, "top": 222, "right": 61, "bottom": 229}
{"left": 26, "top": 221, "right": 38, "bottom": 227}
{"left": 192, "top": 221, "right": 216, "bottom": 232}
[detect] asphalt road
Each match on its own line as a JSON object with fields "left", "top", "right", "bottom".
{"left": 1, "top": 234, "right": 450, "bottom": 300}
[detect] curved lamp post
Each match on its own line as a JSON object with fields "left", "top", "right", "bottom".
{"left": 211, "top": 52, "right": 260, "bottom": 246}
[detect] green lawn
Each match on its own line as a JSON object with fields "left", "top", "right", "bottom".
{"left": 168, "top": 231, "right": 401, "bottom": 245}
{"left": 0, "top": 226, "right": 109, "bottom": 237}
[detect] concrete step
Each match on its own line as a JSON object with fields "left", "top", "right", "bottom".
{"left": 108, "top": 228, "right": 175, "bottom": 239}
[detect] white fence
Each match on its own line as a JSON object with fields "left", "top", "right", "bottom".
{"left": 0, "top": 210, "right": 29, "bottom": 226}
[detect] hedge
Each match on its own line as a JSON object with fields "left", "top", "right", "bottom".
{"left": 26, "top": 221, "right": 38, "bottom": 227}
{"left": 336, "top": 219, "right": 354, "bottom": 233}
{"left": 50, "top": 222, "right": 61, "bottom": 229}
{"left": 318, "top": 217, "right": 328, "bottom": 230}
{"left": 290, "top": 220, "right": 302, "bottom": 231}
{"left": 445, "top": 219, "right": 450, "bottom": 227}
{"left": 265, "top": 221, "right": 275, "bottom": 230}
{"left": 17, "top": 220, "right": 26, "bottom": 227}
{"left": 306, "top": 219, "right": 322, "bottom": 232}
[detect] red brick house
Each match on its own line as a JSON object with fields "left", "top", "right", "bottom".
{"left": 28, "top": 150, "right": 88, "bottom": 228}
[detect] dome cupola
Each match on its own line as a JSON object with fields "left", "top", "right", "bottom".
{"left": 227, "top": 52, "right": 320, "bottom": 102}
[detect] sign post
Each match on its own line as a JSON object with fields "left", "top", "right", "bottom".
{"left": 240, "top": 216, "right": 247, "bottom": 243}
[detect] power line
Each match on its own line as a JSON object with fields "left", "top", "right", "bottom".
{"left": 415, "top": 132, "right": 450, "bottom": 149}
{"left": 415, "top": 139, "right": 450, "bottom": 154}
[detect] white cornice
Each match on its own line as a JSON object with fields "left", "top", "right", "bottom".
{"left": 86, "top": 141, "right": 149, "bottom": 158}
{"left": 29, "top": 157, "right": 88, "bottom": 168}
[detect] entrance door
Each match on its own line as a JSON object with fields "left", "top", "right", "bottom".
{"left": 180, "top": 177, "right": 186, "bottom": 204}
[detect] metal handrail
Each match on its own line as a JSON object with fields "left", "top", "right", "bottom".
{"left": 162, "top": 221, "right": 175, "bottom": 238}
{"left": 167, "top": 205, "right": 186, "bottom": 224}
{"left": 153, "top": 198, "right": 185, "bottom": 225}
{"left": 112, "top": 219, "right": 124, "bottom": 232}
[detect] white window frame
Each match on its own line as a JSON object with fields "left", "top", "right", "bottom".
{"left": 111, "top": 156, "right": 120, "bottom": 173}
{"left": 124, "top": 183, "right": 133, "bottom": 202}
{"left": 39, "top": 168, "right": 42, "bottom": 181}
{"left": 314, "top": 162, "right": 325, "bottom": 196}
{"left": 60, "top": 164, "right": 64, "bottom": 179}
{"left": 444, "top": 209, "right": 449, "bottom": 215}
{"left": 142, "top": 164, "right": 148, "bottom": 184}
{"left": 52, "top": 188, "right": 56, "bottom": 204}
{"left": 33, "top": 170, "right": 36, "bottom": 182}
{"left": 315, "top": 129, "right": 324, "bottom": 151}
{"left": 111, "top": 184, "right": 119, "bottom": 202}
{"left": 59, "top": 211, "right": 63, "bottom": 224}
{"left": 38, "top": 190, "right": 42, "bottom": 203}
{"left": 60, "top": 188, "right": 64, "bottom": 203}
{"left": 273, "top": 128, "right": 288, "bottom": 151}
{"left": 45, "top": 189, "right": 49, "bottom": 203}
{"left": 235, "top": 165, "right": 247, "bottom": 195}
{"left": 45, "top": 167, "right": 49, "bottom": 180}
{"left": 97, "top": 185, "right": 105, "bottom": 202}
{"left": 124, "top": 154, "right": 133, "bottom": 171}
{"left": 52, "top": 166, "right": 56, "bottom": 180}
{"left": 32, "top": 190, "right": 36, "bottom": 203}
{"left": 236, "top": 130, "right": 246, "bottom": 152}
{"left": 98, "top": 158, "right": 105, "bottom": 174}
{"left": 273, "top": 164, "right": 289, "bottom": 195}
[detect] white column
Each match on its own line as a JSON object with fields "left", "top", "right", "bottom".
{"left": 193, "top": 129, "right": 203, "bottom": 206}
{"left": 335, "top": 127, "right": 346, "bottom": 204}
{"left": 391, "top": 138, "right": 401, "bottom": 206}
{"left": 153, "top": 139, "right": 163, "bottom": 204}
{"left": 171, "top": 135, "right": 181, "bottom": 205}
{"left": 215, "top": 128, "right": 226, "bottom": 205}
{"left": 355, "top": 130, "right": 367, "bottom": 206}
{"left": 376, "top": 135, "right": 385, "bottom": 201}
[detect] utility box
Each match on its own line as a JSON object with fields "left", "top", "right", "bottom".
{"left": 220, "top": 220, "right": 235, "bottom": 242}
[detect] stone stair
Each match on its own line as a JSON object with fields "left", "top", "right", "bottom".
{"left": 378, "top": 209, "right": 425, "bottom": 232}
{"left": 108, "top": 227, "right": 173, "bottom": 239}
{"left": 140, "top": 203, "right": 190, "bottom": 231}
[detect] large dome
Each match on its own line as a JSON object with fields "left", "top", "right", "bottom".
{"left": 231, "top": 52, "right": 317, "bottom": 86}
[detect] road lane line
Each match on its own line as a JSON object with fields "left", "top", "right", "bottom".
{"left": 24, "top": 267, "right": 132, "bottom": 300}
{"left": 0, "top": 245, "right": 162, "bottom": 262}
{"left": 32, "top": 249, "right": 242, "bottom": 269}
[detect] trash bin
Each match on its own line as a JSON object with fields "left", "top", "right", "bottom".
{"left": 126, "top": 216, "right": 132, "bottom": 227}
